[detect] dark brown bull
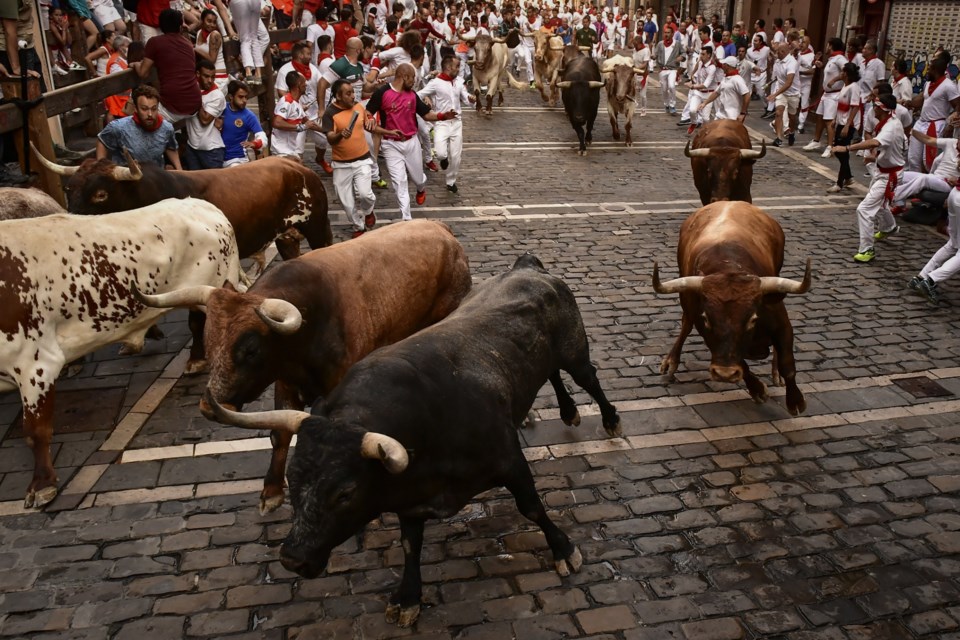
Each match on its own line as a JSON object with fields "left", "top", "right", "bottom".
{"left": 653, "top": 201, "right": 811, "bottom": 416}
{"left": 684, "top": 120, "right": 766, "bottom": 205}
{"left": 31, "top": 147, "right": 331, "bottom": 261}
{"left": 138, "top": 220, "right": 471, "bottom": 514}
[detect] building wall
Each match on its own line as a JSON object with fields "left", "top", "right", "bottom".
{"left": 883, "top": 0, "right": 960, "bottom": 93}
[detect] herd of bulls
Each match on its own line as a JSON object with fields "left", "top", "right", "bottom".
{"left": 0, "top": 84, "right": 809, "bottom": 627}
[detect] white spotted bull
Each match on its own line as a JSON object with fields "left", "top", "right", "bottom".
{"left": 601, "top": 54, "right": 643, "bottom": 146}
{"left": 0, "top": 199, "right": 241, "bottom": 508}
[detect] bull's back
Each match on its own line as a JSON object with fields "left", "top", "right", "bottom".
{"left": 680, "top": 202, "right": 784, "bottom": 276}
{"left": 0, "top": 188, "right": 64, "bottom": 220}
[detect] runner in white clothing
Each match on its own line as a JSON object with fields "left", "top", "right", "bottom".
{"left": 906, "top": 57, "right": 960, "bottom": 172}
{"left": 678, "top": 47, "right": 720, "bottom": 133}
{"left": 417, "top": 56, "right": 475, "bottom": 193}
{"left": 803, "top": 38, "right": 847, "bottom": 154}
{"left": 632, "top": 36, "right": 651, "bottom": 117}
{"left": 744, "top": 35, "right": 769, "bottom": 101}
{"left": 893, "top": 131, "right": 960, "bottom": 214}
{"left": 276, "top": 41, "right": 330, "bottom": 173}
{"left": 697, "top": 55, "right": 749, "bottom": 122}
{"left": 910, "top": 182, "right": 960, "bottom": 304}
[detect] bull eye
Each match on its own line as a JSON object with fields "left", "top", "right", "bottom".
{"left": 330, "top": 484, "right": 356, "bottom": 507}
{"left": 701, "top": 312, "right": 710, "bottom": 330}
{"left": 747, "top": 313, "right": 758, "bottom": 330}
{"left": 91, "top": 190, "right": 109, "bottom": 203}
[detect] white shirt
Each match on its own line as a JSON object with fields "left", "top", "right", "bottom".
{"left": 272, "top": 95, "right": 307, "bottom": 157}
{"left": 714, "top": 73, "right": 750, "bottom": 120}
{"left": 773, "top": 54, "right": 800, "bottom": 96}
{"left": 745, "top": 45, "right": 769, "bottom": 78}
{"left": 520, "top": 16, "right": 541, "bottom": 46}
{"left": 931, "top": 138, "right": 960, "bottom": 180}
{"left": 858, "top": 57, "right": 886, "bottom": 96}
{"left": 374, "top": 46, "right": 411, "bottom": 75}
{"left": 418, "top": 75, "right": 472, "bottom": 113}
{"left": 797, "top": 49, "right": 815, "bottom": 89}
{"left": 276, "top": 61, "right": 322, "bottom": 118}
{"left": 822, "top": 53, "right": 846, "bottom": 92}
{"left": 306, "top": 22, "right": 335, "bottom": 65}
{"left": 864, "top": 104, "right": 913, "bottom": 136}
{"left": 186, "top": 88, "right": 226, "bottom": 150}
{"left": 874, "top": 115, "right": 907, "bottom": 169}
{"left": 835, "top": 83, "right": 861, "bottom": 127}
{"left": 772, "top": 29, "right": 784, "bottom": 44}
{"left": 694, "top": 61, "right": 721, "bottom": 92}
{"left": 919, "top": 77, "right": 960, "bottom": 122}
{"left": 892, "top": 75, "right": 913, "bottom": 104}
{"left": 738, "top": 57, "right": 754, "bottom": 85}
{"left": 632, "top": 46, "right": 650, "bottom": 70}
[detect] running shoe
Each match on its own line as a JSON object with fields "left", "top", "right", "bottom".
{"left": 772, "top": 138, "right": 783, "bottom": 147}
{"left": 874, "top": 225, "right": 900, "bottom": 241}
{"left": 802, "top": 141, "right": 821, "bottom": 151}
{"left": 416, "top": 189, "right": 427, "bottom": 205}
{"left": 676, "top": 118, "right": 691, "bottom": 126}
{"left": 918, "top": 277, "right": 942, "bottom": 305}
{"left": 853, "top": 248, "right": 875, "bottom": 263}
{"left": 364, "top": 212, "right": 376, "bottom": 230}
{"left": 319, "top": 159, "right": 333, "bottom": 175}
{"left": 826, "top": 184, "right": 843, "bottom": 193}
{"left": 446, "top": 183, "right": 458, "bottom": 193}
{"left": 426, "top": 160, "right": 439, "bottom": 172}
{"left": 908, "top": 276, "right": 923, "bottom": 293}
{"left": 821, "top": 147, "right": 833, "bottom": 158}
{"left": 372, "top": 178, "right": 388, "bottom": 188}
{"left": 440, "top": 158, "right": 449, "bottom": 170}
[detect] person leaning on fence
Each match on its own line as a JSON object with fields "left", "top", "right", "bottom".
{"left": 221, "top": 80, "right": 267, "bottom": 167}
{"left": 97, "top": 84, "right": 182, "bottom": 170}
{"left": 184, "top": 59, "right": 227, "bottom": 170}
{"left": 132, "top": 9, "right": 201, "bottom": 123}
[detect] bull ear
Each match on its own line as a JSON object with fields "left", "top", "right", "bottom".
{"left": 360, "top": 433, "right": 409, "bottom": 474}
{"left": 222, "top": 280, "right": 236, "bottom": 291}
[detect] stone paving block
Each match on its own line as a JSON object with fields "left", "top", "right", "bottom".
{"left": 634, "top": 597, "right": 700, "bottom": 624}
{"left": 680, "top": 617, "right": 745, "bottom": 640}
{"left": 576, "top": 604, "right": 638, "bottom": 634}
{"left": 113, "top": 615, "right": 187, "bottom": 640}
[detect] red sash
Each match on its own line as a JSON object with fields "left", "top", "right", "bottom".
{"left": 877, "top": 164, "right": 903, "bottom": 206}
{"left": 925, "top": 119, "right": 942, "bottom": 171}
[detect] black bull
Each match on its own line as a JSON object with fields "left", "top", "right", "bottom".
{"left": 557, "top": 56, "right": 605, "bottom": 155}
{"left": 204, "top": 254, "right": 621, "bottom": 629}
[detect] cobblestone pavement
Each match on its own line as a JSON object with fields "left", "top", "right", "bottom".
{"left": 2, "top": 77, "right": 960, "bottom": 639}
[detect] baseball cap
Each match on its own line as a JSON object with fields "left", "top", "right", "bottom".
{"left": 721, "top": 55, "right": 738, "bottom": 67}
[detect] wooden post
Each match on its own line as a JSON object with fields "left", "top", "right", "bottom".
{"left": 1, "top": 77, "right": 65, "bottom": 207}
{"left": 261, "top": 47, "right": 275, "bottom": 149}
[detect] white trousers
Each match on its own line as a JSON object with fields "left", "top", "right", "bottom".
{"left": 634, "top": 77, "right": 647, "bottom": 111}
{"left": 751, "top": 72, "right": 766, "bottom": 98}
{"left": 921, "top": 189, "right": 960, "bottom": 283}
{"left": 418, "top": 117, "right": 433, "bottom": 162}
{"left": 333, "top": 158, "right": 375, "bottom": 230}
{"left": 681, "top": 90, "right": 711, "bottom": 123}
{"left": 894, "top": 172, "right": 951, "bottom": 206}
{"left": 908, "top": 119, "right": 946, "bottom": 172}
{"left": 659, "top": 70, "right": 677, "bottom": 109}
{"left": 233, "top": 0, "right": 268, "bottom": 69}
{"left": 857, "top": 169, "right": 901, "bottom": 252}
{"left": 798, "top": 81, "right": 812, "bottom": 127}
{"left": 363, "top": 129, "right": 381, "bottom": 181}
{"left": 433, "top": 119, "right": 463, "bottom": 186}
{"left": 381, "top": 137, "right": 427, "bottom": 220}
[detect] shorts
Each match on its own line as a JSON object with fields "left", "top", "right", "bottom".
{"left": 816, "top": 92, "right": 839, "bottom": 120}
{"left": 775, "top": 93, "right": 799, "bottom": 114}
{"left": 158, "top": 102, "right": 196, "bottom": 122}
{"left": 92, "top": 1, "right": 122, "bottom": 24}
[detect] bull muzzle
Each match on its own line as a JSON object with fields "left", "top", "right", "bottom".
{"left": 279, "top": 544, "right": 325, "bottom": 579}
{"left": 709, "top": 364, "right": 743, "bottom": 384}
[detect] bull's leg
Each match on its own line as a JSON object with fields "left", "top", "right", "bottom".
{"left": 485, "top": 93, "right": 493, "bottom": 115}
{"left": 573, "top": 123, "right": 586, "bottom": 155}
{"left": 549, "top": 372, "right": 580, "bottom": 427}
{"left": 274, "top": 231, "right": 302, "bottom": 261}
{"left": 741, "top": 360, "right": 769, "bottom": 405}
{"left": 385, "top": 516, "right": 425, "bottom": 628}
{"left": 661, "top": 311, "right": 694, "bottom": 378}
{"left": 260, "top": 381, "right": 300, "bottom": 514}
{"left": 772, "top": 323, "right": 805, "bottom": 416}
{"left": 625, "top": 119, "right": 632, "bottom": 147}
{"left": 475, "top": 89, "right": 482, "bottom": 113}
{"left": 585, "top": 116, "right": 595, "bottom": 145}
{"left": 23, "top": 388, "right": 59, "bottom": 508}
{"left": 564, "top": 361, "right": 621, "bottom": 437}
{"left": 609, "top": 112, "right": 620, "bottom": 140}
{"left": 505, "top": 457, "right": 582, "bottom": 576}
{"left": 184, "top": 310, "right": 209, "bottom": 375}
{"left": 298, "top": 202, "right": 334, "bottom": 249}
{"left": 770, "top": 350, "right": 783, "bottom": 387}
{"left": 497, "top": 89, "right": 504, "bottom": 107}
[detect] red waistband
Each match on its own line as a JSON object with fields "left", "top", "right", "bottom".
{"left": 877, "top": 165, "right": 903, "bottom": 174}
{"left": 385, "top": 134, "right": 414, "bottom": 142}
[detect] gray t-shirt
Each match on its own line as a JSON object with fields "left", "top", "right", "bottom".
{"left": 97, "top": 115, "right": 178, "bottom": 168}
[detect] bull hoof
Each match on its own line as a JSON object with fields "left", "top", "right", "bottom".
{"left": 787, "top": 392, "right": 806, "bottom": 417}
{"left": 521, "top": 410, "right": 536, "bottom": 429}
{"left": 555, "top": 546, "right": 583, "bottom": 577}
{"left": 771, "top": 370, "right": 783, "bottom": 387}
{"left": 603, "top": 415, "right": 622, "bottom": 438}
{"left": 560, "top": 407, "right": 581, "bottom": 427}
{"left": 612, "top": 131, "right": 620, "bottom": 141}
{"left": 184, "top": 359, "right": 209, "bottom": 376}
{"left": 259, "top": 492, "right": 285, "bottom": 516}
{"left": 385, "top": 603, "right": 421, "bottom": 627}
{"left": 748, "top": 382, "right": 769, "bottom": 404}
{"left": 659, "top": 358, "right": 678, "bottom": 378}
{"left": 484, "top": 109, "right": 492, "bottom": 115}
{"left": 625, "top": 140, "right": 633, "bottom": 147}
{"left": 117, "top": 343, "right": 142, "bottom": 357}
{"left": 24, "top": 485, "right": 58, "bottom": 509}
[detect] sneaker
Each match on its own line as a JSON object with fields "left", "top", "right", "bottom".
{"left": 686, "top": 124, "right": 696, "bottom": 135}
{"left": 874, "top": 224, "right": 900, "bottom": 241}
{"left": 890, "top": 205, "right": 907, "bottom": 216}
{"left": 844, "top": 178, "right": 855, "bottom": 187}
{"left": 639, "top": 108, "right": 647, "bottom": 117}
{"left": 53, "top": 65, "right": 69, "bottom": 76}
{"left": 826, "top": 184, "right": 843, "bottom": 193}
{"left": 798, "top": 125, "right": 806, "bottom": 134}
{"left": 439, "top": 158, "right": 449, "bottom": 170}
{"left": 446, "top": 183, "right": 458, "bottom": 193}
{"left": 68, "top": 61, "right": 85, "bottom": 71}
{"left": 319, "top": 159, "right": 333, "bottom": 175}
{"left": 803, "top": 141, "right": 821, "bottom": 151}
{"left": 351, "top": 229, "right": 365, "bottom": 239}
{"left": 676, "top": 118, "right": 691, "bottom": 126}
{"left": 772, "top": 138, "right": 782, "bottom": 147}
{"left": 364, "top": 212, "right": 376, "bottom": 230}
{"left": 821, "top": 147, "right": 833, "bottom": 158}
{"left": 372, "top": 178, "right": 388, "bottom": 189}
{"left": 787, "top": 132, "right": 795, "bottom": 146}
{"left": 853, "top": 248, "right": 876, "bottom": 263}
{"left": 761, "top": 111, "right": 775, "bottom": 120}
{"left": 529, "top": 81, "right": 536, "bottom": 89}
{"left": 918, "top": 277, "right": 941, "bottom": 305}
{"left": 908, "top": 276, "right": 923, "bottom": 292}
{"left": 415, "top": 189, "right": 426, "bottom": 205}
{"left": 425, "top": 160, "right": 439, "bottom": 172}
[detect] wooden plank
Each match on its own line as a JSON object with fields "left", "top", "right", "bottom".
{"left": 1, "top": 78, "right": 65, "bottom": 207}
{"left": 270, "top": 28, "right": 306, "bottom": 45}
{"left": 41, "top": 69, "right": 143, "bottom": 119}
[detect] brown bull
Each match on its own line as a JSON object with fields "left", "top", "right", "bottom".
{"left": 653, "top": 201, "right": 811, "bottom": 416}
{"left": 138, "top": 220, "right": 471, "bottom": 514}
{"left": 684, "top": 120, "right": 766, "bottom": 205}
{"left": 531, "top": 29, "right": 564, "bottom": 105}
{"left": 601, "top": 55, "right": 642, "bottom": 146}
{"left": 468, "top": 34, "right": 525, "bottom": 115}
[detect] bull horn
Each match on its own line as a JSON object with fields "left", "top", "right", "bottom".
{"left": 29, "top": 142, "right": 80, "bottom": 176}
{"left": 740, "top": 139, "right": 767, "bottom": 159}
{"left": 360, "top": 432, "right": 409, "bottom": 474}
{"left": 587, "top": 80, "right": 605, "bottom": 88}
{"left": 556, "top": 80, "right": 572, "bottom": 88}
{"left": 202, "top": 389, "right": 309, "bottom": 433}
{"left": 683, "top": 140, "right": 711, "bottom": 157}
{"left": 652, "top": 262, "right": 704, "bottom": 294}
{"left": 467, "top": 60, "right": 476, "bottom": 65}
{"left": 759, "top": 259, "right": 812, "bottom": 295}
{"left": 119, "top": 147, "right": 143, "bottom": 180}
{"left": 633, "top": 67, "right": 644, "bottom": 74}
{"left": 255, "top": 299, "right": 303, "bottom": 334}
{"left": 133, "top": 283, "right": 216, "bottom": 308}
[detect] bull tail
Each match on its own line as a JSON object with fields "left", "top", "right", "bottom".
{"left": 506, "top": 71, "right": 527, "bottom": 90}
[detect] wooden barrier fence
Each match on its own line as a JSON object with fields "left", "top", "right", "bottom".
{"left": 0, "top": 27, "right": 306, "bottom": 206}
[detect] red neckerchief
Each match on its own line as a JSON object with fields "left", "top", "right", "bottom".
{"left": 874, "top": 112, "right": 891, "bottom": 135}
{"left": 663, "top": 32, "right": 673, "bottom": 44}
{"left": 863, "top": 54, "right": 876, "bottom": 63}
{"left": 894, "top": 72, "right": 906, "bottom": 83}
{"left": 133, "top": 113, "right": 163, "bottom": 132}
{"left": 284, "top": 93, "right": 297, "bottom": 103}
{"left": 438, "top": 73, "right": 455, "bottom": 81}
{"left": 636, "top": 42, "right": 646, "bottom": 50}
{"left": 803, "top": 46, "right": 813, "bottom": 55}
{"left": 316, "top": 20, "right": 327, "bottom": 29}
{"left": 927, "top": 74, "right": 947, "bottom": 96}
{"left": 831, "top": 51, "right": 845, "bottom": 61}
{"left": 201, "top": 85, "right": 218, "bottom": 95}
{"left": 700, "top": 37, "right": 709, "bottom": 46}
{"left": 292, "top": 60, "right": 312, "bottom": 79}
{"left": 527, "top": 16, "right": 537, "bottom": 25}
{"left": 198, "top": 27, "right": 214, "bottom": 44}
{"left": 318, "top": 52, "right": 333, "bottom": 62}
{"left": 724, "top": 67, "right": 739, "bottom": 76}
{"left": 846, "top": 51, "right": 857, "bottom": 61}
{"left": 753, "top": 42, "right": 764, "bottom": 51}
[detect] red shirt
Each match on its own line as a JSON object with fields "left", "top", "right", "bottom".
{"left": 407, "top": 18, "right": 445, "bottom": 45}
{"left": 333, "top": 21, "right": 359, "bottom": 58}
{"left": 144, "top": 33, "right": 202, "bottom": 115}
{"left": 136, "top": 0, "right": 168, "bottom": 27}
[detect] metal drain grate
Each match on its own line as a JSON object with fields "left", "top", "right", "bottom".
{"left": 893, "top": 376, "right": 954, "bottom": 399}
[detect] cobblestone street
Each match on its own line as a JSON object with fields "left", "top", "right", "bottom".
{"left": 2, "top": 79, "right": 960, "bottom": 639}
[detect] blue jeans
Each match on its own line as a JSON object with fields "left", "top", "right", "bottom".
{"left": 183, "top": 146, "right": 225, "bottom": 170}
